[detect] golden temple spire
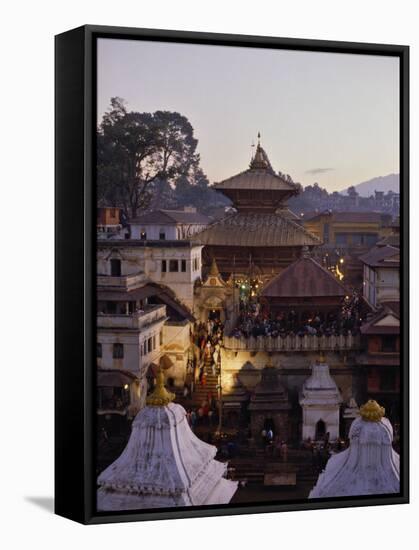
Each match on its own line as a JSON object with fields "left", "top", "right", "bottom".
{"left": 209, "top": 256, "right": 220, "bottom": 277}
{"left": 359, "top": 400, "right": 385, "bottom": 422}
{"left": 318, "top": 352, "right": 326, "bottom": 364}
{"left": 146, "top": 368, "right": 175, "bottom": 407}
{"left": 249, "top": 132, "right": 273, "bottom": 171}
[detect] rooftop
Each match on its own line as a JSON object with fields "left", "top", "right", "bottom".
{"left": 195, "top": 212, "right": 320, "bottom": 247}
{"left": 130, "top": 208, "right": 211, "bottom": 225}
{"left": 360, "top": 303, "right": 400, "bottom": 335}
{"left": 97, "top": 239, "right": 202, "bottom": 249}
{"left": 303, "top": 211, "right": 389, "bottom": 224}
{"left": 213, "top": 139, "right": 300, "bottom": 210}
{"left": 261, "top": 255, "right": 347, "bottom": 298}
{"left": 359, "top": 245, "right": 400, "bottom": 267}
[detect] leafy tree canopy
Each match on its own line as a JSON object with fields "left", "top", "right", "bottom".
{"left": 97, "top": 98, "right": 201, "bottom": 218}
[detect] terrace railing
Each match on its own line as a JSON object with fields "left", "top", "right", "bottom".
{"left": 223, "top": 332, "right": 360, "bottom": 352}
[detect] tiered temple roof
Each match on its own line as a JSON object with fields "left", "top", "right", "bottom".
{"left": 261, "top": 255, "right": 347, "bottom": 299}
{"left": 196, "top": 140, "right": 319, "bottom": 249}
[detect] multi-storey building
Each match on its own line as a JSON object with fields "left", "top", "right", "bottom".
{"left": 360, "top": 245, "right": 400, "bottom": 309}
{"left": 129, "top": 206, "right": 210, "bottom": 240}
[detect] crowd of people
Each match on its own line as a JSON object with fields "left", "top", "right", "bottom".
{"left": 230, "top": 293, "right": 364, "bottom": 339}
{"left": 180, "top": 317, "right": 225, "bottom": 431}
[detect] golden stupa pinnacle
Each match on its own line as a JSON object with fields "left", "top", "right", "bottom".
{"left": 359, "top": 400, "right": 385, "bottom": 422}
{"left": 318, "top": 352, "right": 326, "bottom": 364}
{"left": 146, "top": 369, "right": 175, "bottom": 407}
{"left": 209, "top": 257, "right": 220, "bottom": 277}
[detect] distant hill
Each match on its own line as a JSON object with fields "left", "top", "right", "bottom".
{"left": 342, "top": 174, "right": 399, "bottom": 197}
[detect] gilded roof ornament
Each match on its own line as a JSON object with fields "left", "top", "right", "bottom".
{"left": 359, "top": 399, "right": 385, "bottom": 422}
{"left": 318, "top": 352, "right": 326, "bottom": 364}
{"left": 146, "top": 369, "right": 175, "bottom": 407}
{"left": 209, "top": 257, "right": 220, "bottom": 277}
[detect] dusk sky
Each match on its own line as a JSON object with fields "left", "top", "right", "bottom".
{"left": 97, "top": 38, "right": 399, "bottom": 192}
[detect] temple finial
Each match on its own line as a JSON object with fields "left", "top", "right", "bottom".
{"left": 359, "top": 400, "right": 385, "bottom": 422}
{"left": 318, "top": 352, "right": 326, "bottom": 364}
{"left": 209, "top": 256, "right": 220, "bottom": 277}
{"left": 146, "top": 368, "right": 175, "bottom": 407}
{"left": 257, "top": 131, "right": 261, "bottom": 146}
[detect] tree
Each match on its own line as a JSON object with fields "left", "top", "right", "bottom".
{"left": 97, "top": 98, "right": 200, "bottom": 218}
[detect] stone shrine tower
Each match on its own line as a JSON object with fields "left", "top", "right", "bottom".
{"left": 97, "top": 370, "right": 238, "bottom": 510}
{"left": 299, "top": 354, "right": 342, "bottom": 441}
{"left": 309, "top": 400, "right": 400, "bottom": 498}
{"left": 248, "top": 358, "right": 291, "bottom": 441}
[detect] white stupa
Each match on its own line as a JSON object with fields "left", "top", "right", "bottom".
{"left": 97, "top": 370, "right": 238, "bottom": 511}
{"left": 309, "top": 400, "right": 400, "bottom": 498}
{"left": 299, "top": 354, "right": 342, "bottom": 441}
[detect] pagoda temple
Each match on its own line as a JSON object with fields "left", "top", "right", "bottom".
{"left": 261, "top": 248, "right": 347, "bottom": 318}
{"left": 97, "top": 371, "right": 238, "bottom": 510}
{"left": 196, "top": 137, "right": 320, "bottom": 278}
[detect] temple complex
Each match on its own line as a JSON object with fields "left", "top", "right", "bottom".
{"left": 196, "top": 138, "right": 320, "bottom": 278}
{"left": 309, "top": 400, "right": 400, "bottom": 498}
{"left": 97, "top": 371, "right": 238, "bottom": 510}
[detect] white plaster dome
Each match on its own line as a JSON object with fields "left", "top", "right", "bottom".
{"left": 309, "top": 401, "right": 400, "bottom": 498}
{"left": 97, "top": 374, "right": 237, "bottom": 511}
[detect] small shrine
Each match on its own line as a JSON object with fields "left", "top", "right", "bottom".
{"left": 309, "top": 400, "right": 400, "bottom": 498}
{"left": 342, "top": 396, "right": 360, "bottom": 437}
{"left": 248, "top": 358, "right": 291, "bottom": 442}
{"left": 222, "top": 373, "right": 249, "bottom": 428}
{"left": 299, "top": 354, "right": 342, "bottom": 441}
{"left": 194, "top": 257, "right": 237, "bottom": 323}
{"left": 97, "top": 370, "right": 238, "bottom": 510}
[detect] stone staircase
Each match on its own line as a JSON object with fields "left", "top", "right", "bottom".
{"left": 190, "top": 374, "right": 219, "bottom": 406}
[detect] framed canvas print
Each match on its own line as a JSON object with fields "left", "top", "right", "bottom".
{"left": 55, "top": 25, "right": 409, "bottom": 524}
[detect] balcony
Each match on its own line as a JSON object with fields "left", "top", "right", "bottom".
{"left": 223, "top": 333, "right": 360, "bottom": 352}
{"left": 97, "top": 304, "right": 167, "bottom": 330}
{"left": 97, "top": 271, "right": 147, "bottom": 291}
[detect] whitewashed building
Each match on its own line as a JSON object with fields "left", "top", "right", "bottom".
{"left": 360, "top": 245, "right": 400, "bottom": 309}
{"left": 130, "top": 207, "right": 210, "bottom": 241}
{"left": 97, "top": 240, "right": 203, "bottom": 310}
{"left": 97, "top": 273, "right": 168, "bottom": 410}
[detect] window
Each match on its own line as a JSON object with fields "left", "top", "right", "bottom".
{"left": 140, "top": 229, "right": 147, "bottom": 240}
{"left": 380, "top": 368, "right": 397, "bottom": 391}
{"left": 159, "top": 331, "right": 163, "bottom": 345}
{"left": 110, "top": 258, "right": 121, "bottom": 276}
{"left": 159, "top": 229, "right": 166, "bottom": 240}
{"left": 335, "top": 233, "right": 348, "bottom": 246}
{"left": 147, "top": 337, "right": 153, "bottom": 353}
{"left": 169, "top": 259, "right": 178, "bottom": 272}
{"left": 96, "top": 343, "right": 102, "bottom": 358}
{"left": 381, "top": 336, "right": 398, "bottom": 353}
{"left": 153, "top": 335, "right": 156, "bottom": 349}
{"left": 161, "top": 260, "right": 167, "bottom": 273}
{"left": 181, "top": 259, "right": 186, "bottom": 272}
{"left": 323, "top": 223, "right": 330, "bottom": 244}
{"left": 113, "top": 343, "right": 124, "bottom": 359}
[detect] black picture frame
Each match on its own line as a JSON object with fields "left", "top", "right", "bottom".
{"left": 55, "top": 24, "right": 409, "bottom": 525}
